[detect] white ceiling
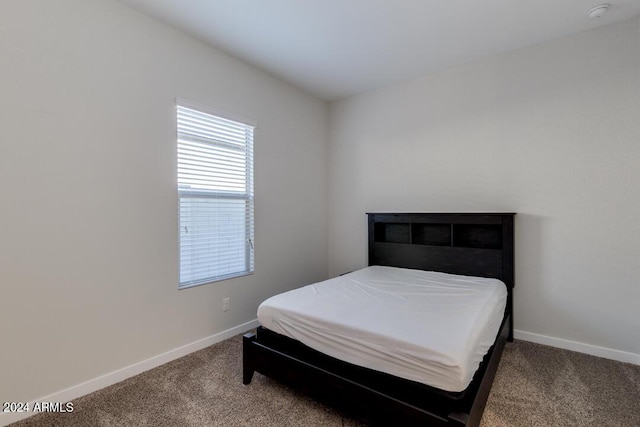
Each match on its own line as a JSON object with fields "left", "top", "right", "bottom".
{"left": 118, "top": 0, "right": 640, "bottom": 101}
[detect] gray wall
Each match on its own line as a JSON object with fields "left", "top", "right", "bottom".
{"left": 0, "top": 0, "right": 328, "bottom": 405}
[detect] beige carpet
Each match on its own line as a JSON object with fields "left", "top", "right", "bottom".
{"left": 11, "top": 336, "right": 640, "bottom": 427}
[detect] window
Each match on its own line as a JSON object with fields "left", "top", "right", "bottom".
{"left": 177, "top": 101, "right": 254, "bottom": 289}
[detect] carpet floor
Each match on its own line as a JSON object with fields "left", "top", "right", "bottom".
{"left": 11, "top": 336, "right": 640, "bottom": 427}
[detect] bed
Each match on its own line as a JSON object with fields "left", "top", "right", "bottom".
{"left": 243, "top": 212, "right": 515, "bottom": 426}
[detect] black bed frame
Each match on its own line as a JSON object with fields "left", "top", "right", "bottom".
{"left": 243, "top": 213, "right": 515, "bottom": 426}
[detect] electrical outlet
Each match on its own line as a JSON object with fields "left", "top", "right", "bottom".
{"left": 223, "top": 297, "right": 230, "bottom": 312}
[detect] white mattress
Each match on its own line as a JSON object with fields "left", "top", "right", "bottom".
{"left": 257, "top": 265, "right": 507, "bottom": 392}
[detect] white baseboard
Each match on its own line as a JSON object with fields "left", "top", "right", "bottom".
{"left": 0, "top": 319, "right": 260, "bottom": 427}
{"left": 514, "top": 330, "right": 640, "bottom": 365}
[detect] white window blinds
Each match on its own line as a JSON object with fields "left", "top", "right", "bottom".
{"left": 177, "top": 103, "right": 254, "bottom": 289}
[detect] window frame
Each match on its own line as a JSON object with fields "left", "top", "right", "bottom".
{"left": 176, "top": 99, "right": 255, "bottom": 289}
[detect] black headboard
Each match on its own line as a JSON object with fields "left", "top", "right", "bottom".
{"left": 368, "top": 213, "right": 515, "bottom": 288}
